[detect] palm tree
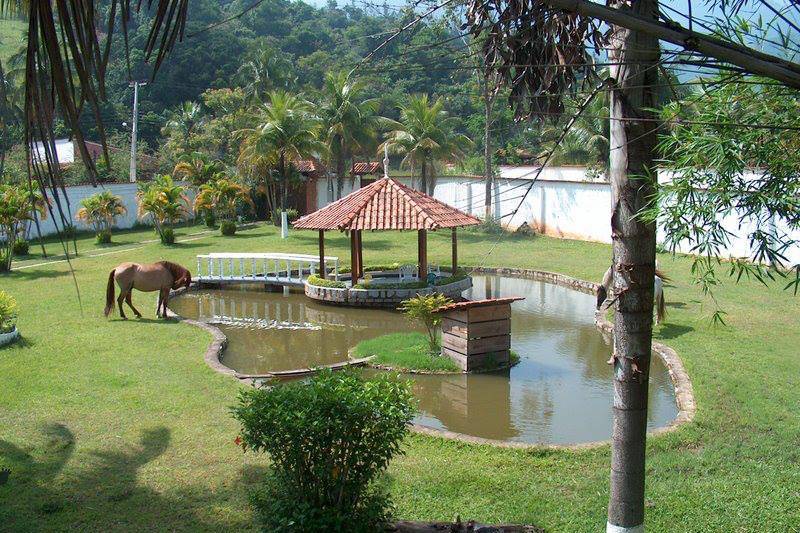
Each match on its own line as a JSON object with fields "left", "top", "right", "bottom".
{"left": 236, "top": 43, "right": 295, "bottom": 104}
{"left": 76, "top": 191, "right": 127, "bottom": 242}
{"left": 162, "top": 102, "right": 204, "bottom": 155}
{"left": 538, "top": 95, "right": 609, "bottom": 167}
{"left": 194, "top": 177, "right": 253, "bottom": 222}
{"left": 237, "top": 91, "right": 326, "bottom": 226}
{"left": 319, "top": 72, "right": 386, "bottom": 199}
{"left": 0, "top": 184, "right": 47, "bottom": 271}
{"left": 381, "top": 95, "right": 472, "bottom": 195}
{"left": 173, "top": 152, "right": 224, "bottom": 186}
{"left": 136, "top": 175, "right": 190, "bottom": 244}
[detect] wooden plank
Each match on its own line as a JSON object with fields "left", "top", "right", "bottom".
{"left": 467, "top": 304, "right": 511, "bottom": 323}
{"left": 441, "top": 348, "right": 510, "bottom": 371}
{"left": 442, "top": 332, "right": 511, "bottom": 355}
{"left": 442, "top": 318, "right": 509, "bottom": 339}
{"left": 443, "top": 309, "right": 469, "bottom": 323}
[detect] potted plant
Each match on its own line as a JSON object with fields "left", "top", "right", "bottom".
{"left": 0, "top": 290, "right": 19, "bottom": 347}
{"left": 76, "top": 190, "right": 127, "bottom": 244}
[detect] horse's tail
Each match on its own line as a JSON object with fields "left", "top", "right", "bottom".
{"left": 655, "top": 268, "right": 671, "bottom": 283}
{"left": 104, "top": 269, "right": 116, "bottom": 317}
{"left": 655, "top": 278, "right": 666, "bottom": 324}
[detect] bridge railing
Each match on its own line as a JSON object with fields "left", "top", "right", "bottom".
{"left": 196, "top": 252, "right": 339, "bottom": 286}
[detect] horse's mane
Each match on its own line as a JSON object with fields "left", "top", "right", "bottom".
{"left": 157, "top": 261, "right": 189, "bottom": 280}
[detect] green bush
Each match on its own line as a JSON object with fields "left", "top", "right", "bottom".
{"left": 61, "top": 224, "right": 77, "bottom": 240}
{"left": 0, "top": 290, "right": 18, "bottom": 333}
{"left": 340, "top": 263, "right": 401, "bottom": 274}
{"left": 160, "top": 227, "right": 175, "bottom": 245}
{"left": 471, "top": 216, "right": 506, "bottom": 235}
{"left": 399, "top": 293, "right": 452, "bottom": 350}
{"left": 96, "top": 230, "right": 112, "bottom": 244}
{"left": 433, "top": 271, "right": 468, "bottom": 286}
{"left": 307, "top": 274, "right": 346, "bottom": 289}
{"left": 203, "top": 211, "right": 216, "bottom": 228}
{"left": 285, "top": 208, "right": 300, "bottom": 223}
{"left": 11, "top": 239, "right": 28, "bottom": 256}
{"left": 220, "top": 220, "right": 237, "bottom": 236}
{"left": 0, "top": 251, "right": 9, "bottom": 273}
{"left": 232, "top": 370, "right": 416, "bottom": 533}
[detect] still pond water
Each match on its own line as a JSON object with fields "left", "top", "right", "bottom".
{"left": 169, "top": 274, "right": 678, "bottom": 445}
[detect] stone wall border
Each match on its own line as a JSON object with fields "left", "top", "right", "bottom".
{"left": 0, "top": 327, "right": 20, "bottom": 348}
{"left": 305, "top": 276, "right": 473, "bottom": 307}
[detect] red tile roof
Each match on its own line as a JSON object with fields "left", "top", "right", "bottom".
{"left": 435, "top": 297, "right": 525, "bottom": 312}
{"left": 293, "top": 177, "right": 481, "bottom": 231}
{"left": 351, "top": 161, "right": 382, "bottom": 175}
{"left": 292, "top": 159, "right": 327, "bottom": 176}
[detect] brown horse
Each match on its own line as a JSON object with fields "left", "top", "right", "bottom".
{"left": 104, "top": 261, "right": 191, "bottom": 319}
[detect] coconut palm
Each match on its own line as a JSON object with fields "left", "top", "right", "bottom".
{"left": 236, "top": 43, "right": 295, "bottom": 104}
{"left": 0, "top": 184, "right": 47, "bottom": 271}
{"left": 173, "top": 152, "right": 224, "bottom": 186}
{"left": 136, "top": 175, "right": 190, "bottom": 244}
{"left": 319, "top": 71, "right": 387, "bottom": 198}
{"left": 381, "top": 95, "right": 472, "bottom": 195}
{"left": 194, "top": 177, "right": 253, "bottom": 222}
{"left": 237, "top": 91, "right": 326, "bottom": 223}
{"left": 162, "top": 102, "right": 204, "bottom": 155}
{"left": 538, "top": 95, "right": 609, "bottom": 167}
{"left": 76, "top": 191, "right": 127, "bottom": 242}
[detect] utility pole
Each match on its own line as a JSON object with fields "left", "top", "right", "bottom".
{"left": 128, "top": 80, "right": 146, "bottom": 183}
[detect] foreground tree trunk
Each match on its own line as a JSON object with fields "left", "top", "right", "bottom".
{"left": 607, "top": 0, "right": 661, "bottom": 531}
{"left": 483, "top": 77, "right": 494, "bottom": 220}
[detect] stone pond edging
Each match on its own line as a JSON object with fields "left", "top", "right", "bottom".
{"left": 169, "top": 267, "right": 696, "bottom": 450}
{"left": 0, "top": 327, "right": 20, "bottom": 348}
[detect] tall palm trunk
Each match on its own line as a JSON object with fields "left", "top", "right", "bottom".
{"left": 336, "top": 137, "right": 346, "bottom": 199}
{"left": 606, "top": 1, "right": 660, "bottom": 531}
{"left": 420, "top": 160, "right": 428, "bottom": 193}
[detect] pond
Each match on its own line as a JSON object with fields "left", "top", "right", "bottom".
{"left": 169, "top": 274, "right": 678, "bottom": 445}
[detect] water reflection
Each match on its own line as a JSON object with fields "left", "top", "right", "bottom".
{"left": 169, "top": 275, "right": 678, "bottom": 444}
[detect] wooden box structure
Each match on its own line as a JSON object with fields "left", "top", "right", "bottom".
{"left": 437, "top": 297, "right": 524, "bottom": 372}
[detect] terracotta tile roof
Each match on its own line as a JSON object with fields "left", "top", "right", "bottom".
{"left": 293, "top": 177, "right": 481, "bottom": 231}
{"left": 292, "top": 159, "right": 327, "bottom": 176}
{"left": 351, "top": 161, "right": 382, "bottom": 175}
{"left": 435, "top": 297, "right": 525, "bottom": 313}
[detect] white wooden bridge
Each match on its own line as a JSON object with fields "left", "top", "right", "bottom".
{"left": 196, "top": 253, "right": 339, "bottom": 287}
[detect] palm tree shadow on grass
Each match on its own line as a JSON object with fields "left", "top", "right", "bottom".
{"left": 0, "top": 424, "right": 247, "bottom": 531}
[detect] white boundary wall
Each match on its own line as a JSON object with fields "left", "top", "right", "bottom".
{"left": 20, "top": 181, "right": 196, "bottom": 239}
{"left": 315, "top": 166, "right": 798, "bottom": 265}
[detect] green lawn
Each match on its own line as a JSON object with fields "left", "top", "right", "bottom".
{"left": 1, "top": 223, "right": 798, "bottom": 531}
{"left": 354, "top": 332, "right": 461, "bottom": 373}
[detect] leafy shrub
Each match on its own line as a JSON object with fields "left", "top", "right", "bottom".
{"left": 232, "top": 370, "right": 416, "bottom": 533}
{"left": 340, "top": 263, "right": 401, "bottom": 274}
{"left": 160, "top": 227, "right": 175, "bottom": 245}
{"left": 203, "top": 211, "right": 216, "bottom": 228}
{"left": 0, "top": 251, "right": 9, "bottom": 273}
{"left": 96, "top": 230, "right": 112, "bottom": 244}
{"left": 0, "top": 290, "right": 18, "bottom": 333}
{"left": 472, "top": 215, "right": 506, "bottom": 235}
{"left": 220, "top": 220, "right": 237, "bottom": 236}
{"left": 12, "top": 240, "right": 29, "bottom": 256}
{"left": 433, "top": 271, "right": 468, "bottom": 286}
{"left": 307, "top": 274, "right": 346, "bottom": 289}
{"left": 399, "top": 293, "right": 452, "bottom": 350}
{"left": 285, "top": 208, "right": 300, "bottom": 223}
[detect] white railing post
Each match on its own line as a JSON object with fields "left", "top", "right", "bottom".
{"left": 196, "top": 256, "right": 201, "bottom": 278}
{"left": 240, "top": 258, "right": 245, "bottom": 278}
{"left": 334, "top": 259, "right": 339, "bottom": 281}
{"left": 252, "top": 258, "right": 256, "bottom": 279}
{"left": 208, "top": 257, "right": 214, "bottom": 278}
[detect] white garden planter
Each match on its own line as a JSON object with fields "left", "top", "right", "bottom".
{"left": 0, "top": 327, "right": 19, "bottom": 348}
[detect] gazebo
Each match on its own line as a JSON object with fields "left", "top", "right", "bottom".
{"left": 293, "top": 177, "right": 481, "bottom": 285}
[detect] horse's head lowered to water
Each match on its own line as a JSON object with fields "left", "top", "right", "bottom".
{"left": 161, "top": 261, "right": 192, "bottom": 290}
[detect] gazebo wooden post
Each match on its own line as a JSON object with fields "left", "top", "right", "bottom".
{"left": 318, "top": 230, "right": 326, "bottom": 279}
{"left": 451, "top": 227, "right": 458, "bottom": 273}
{"left": 350, "top": 230, "right": 360, "bottom": 285}
{"left": 356, "top": 230, "right": 364, "bottom": 281}
{"left": 418, "top": 229, "right": 428, "bottom": 280}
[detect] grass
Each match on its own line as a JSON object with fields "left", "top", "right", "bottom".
{"left": 0, "top": 222, "right": 798, "bottom": 531}
{"left": 353, "top": 332, "right": 461, "bottom": 373}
